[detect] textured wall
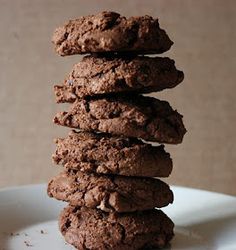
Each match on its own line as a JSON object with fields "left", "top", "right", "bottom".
{"left": 0, "top": 0, "right": 235, "bottom": 194}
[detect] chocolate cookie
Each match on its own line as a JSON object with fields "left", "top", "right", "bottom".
{"left": 53, "top": 95, "right": 186, "bottom": 144}
{"left": 52, "top": 11, "right": 173, "bottom": 56}
{"left": 53, "top": 130, "right": 172, "bottom": 177}
{"left": 54, "top": 55, "right": 184, "bottom": 102}
{"left": 59, "top": 206, "right": 174, "bottom": 250}
{"left": 48, "top": 169, "right": 173, "bottom": 213}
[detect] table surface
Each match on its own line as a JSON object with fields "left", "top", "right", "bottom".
{"left": 0, "top": 0, "right": 235, "bottom": 195}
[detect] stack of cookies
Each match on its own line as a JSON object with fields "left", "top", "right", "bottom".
{"left": 48, "top": 11, "right": 186, "bottom": 250}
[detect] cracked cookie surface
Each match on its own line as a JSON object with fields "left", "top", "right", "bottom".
{"left": 54, "top": 55, "right": 184, "bottom": 101}
{"left": 52, "top": 130, "right": 172, "bottom": 177}
{"left": 59, "top": 205, "right": 174, "bottom": 250}
{"left": 54, "top": 95, "right": 186, "bottom": 144}
{"left": 52, "top": 11, "right": 173, "bottom": 55}
{"left": 47, "top": 169, "right": 173, "bottom": 212}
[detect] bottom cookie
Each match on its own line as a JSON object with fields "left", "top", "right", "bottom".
{"left": 59, "top": 206, "right": 174, "bottom": 250}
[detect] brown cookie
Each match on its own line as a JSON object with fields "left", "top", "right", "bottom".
{"left": 52, "top": 130, "right": 172, "bottom": 177}
{"left": 52, "top": 11, "right": 173, "bottom": 56}
{"left": 53, "top": 95, "right": 186, "bottom": 144}
{"left": 48, "top": 169, "right": 173, "bottom": 213}
{"left": 54, "top": 55, "right": 184, "bottom": 102}
{"left": 59, "top": 205, "right": 174, "bottom": 250}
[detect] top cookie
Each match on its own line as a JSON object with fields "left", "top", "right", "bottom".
{"left": 52, "top": 11, "right": 173, "bottom": 56}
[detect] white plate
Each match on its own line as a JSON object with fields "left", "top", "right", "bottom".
{"left": 0, "top": 185, "right": 235, "bottom": 250}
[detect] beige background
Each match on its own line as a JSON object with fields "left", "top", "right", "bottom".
{"left": 0, "top": 0, "right": 235, "bottom": 195}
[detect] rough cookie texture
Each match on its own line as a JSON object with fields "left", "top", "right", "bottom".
{"left": 52, "top": 130, "right": 172, "bottom": 177}
{"left": 60, "top": 206, "right": 174, "bottom": 250}
{"left": 54, "top": 55, "right": 184, "bottom": 102}
{"left": 48, "top": 170, "right": 173, "bottom": 212}
{"left": 52, "top": 11, "right": 173, "bottom": 55}
{"left": 53, "top": 95, "right": 186, "bottom": 144}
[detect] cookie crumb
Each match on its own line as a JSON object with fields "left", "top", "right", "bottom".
{"left": 24, "top": 241, "right": 33, "bottom": 247}
{"left": 10, "top": 232, "right": 20, "bottom": 236}
{"left": 40, "top": 230, "right": 47, "bottom": 234}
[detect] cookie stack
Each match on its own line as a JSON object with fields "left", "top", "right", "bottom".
{"left": 48, "top": 11, "right": 186, "bottom": 250}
